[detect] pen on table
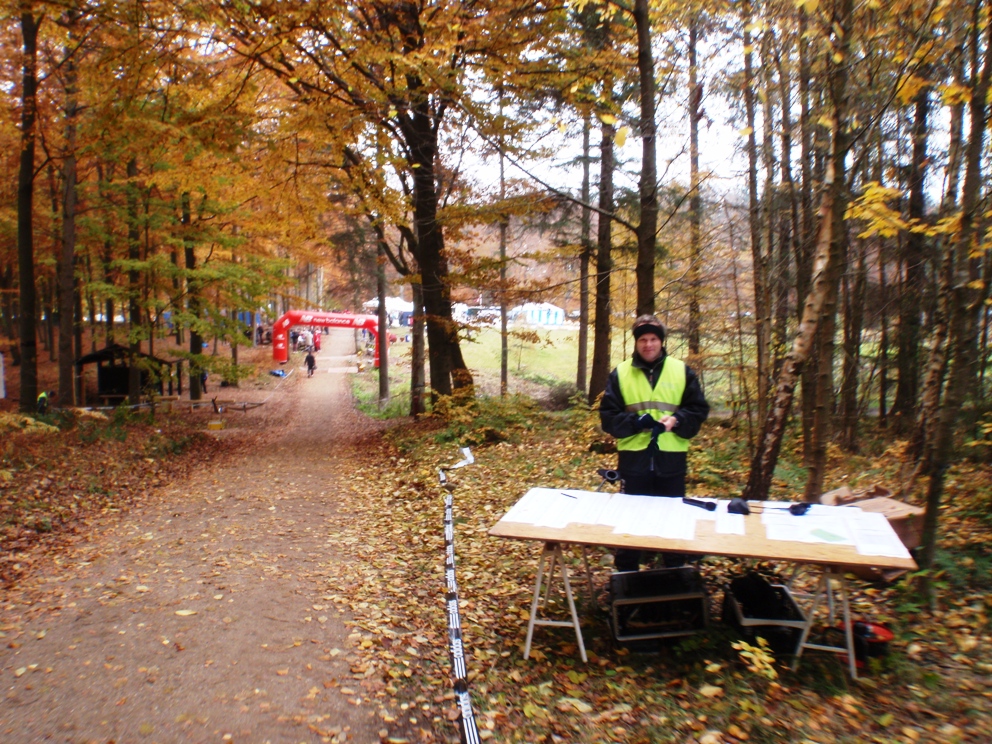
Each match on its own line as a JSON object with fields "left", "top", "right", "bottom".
{"left": 561, "top": 492, "right": 578, "bottom": 499}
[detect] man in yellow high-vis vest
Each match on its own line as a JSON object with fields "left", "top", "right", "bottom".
{"left": 600, "top": 314, "right": 709, "bottom": 571}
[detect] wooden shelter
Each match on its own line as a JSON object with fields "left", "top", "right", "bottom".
{"left": 75, "top": 343, "right": 178, "bottom": 406}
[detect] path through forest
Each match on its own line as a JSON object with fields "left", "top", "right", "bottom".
{"left": 1, "top": 330, "right": 388, "bottom": 744}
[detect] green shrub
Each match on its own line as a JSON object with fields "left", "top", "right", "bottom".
{"left": 431, "top": 393, "right": 540, "bottom": 446}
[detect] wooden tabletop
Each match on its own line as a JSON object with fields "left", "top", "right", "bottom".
{"left": 489, "top": 491, "right": 918, "bottom": 572}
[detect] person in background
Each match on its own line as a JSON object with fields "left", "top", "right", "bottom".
{"left": 37, "top": 389, "right": 50, "bottom": 414}
{"left": 599, "top": 314, "right": 710, "bottom": 571}
{"left": 200, "top": 370, "right": 209, "bottom": 393}
{"left": 305, "top": 350, "right": 316, "bottom": 377}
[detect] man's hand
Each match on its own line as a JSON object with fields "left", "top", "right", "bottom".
{"left": 637, "top": 413, "right": 655, "bottom": 430}
{"left": 660, "top": 415, "right": 679, "bottom": 432}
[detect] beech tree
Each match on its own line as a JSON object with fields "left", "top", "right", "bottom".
{"left": 212, "top": 1, "right": 562, "bottom": 398}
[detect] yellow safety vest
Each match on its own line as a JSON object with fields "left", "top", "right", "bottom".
{"left": 616, "top": 357, "right": 689, "bottom": 453}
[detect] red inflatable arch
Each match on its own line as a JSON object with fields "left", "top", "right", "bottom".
{"left": 272, "top": 310, "right": 381, "bottom": 367}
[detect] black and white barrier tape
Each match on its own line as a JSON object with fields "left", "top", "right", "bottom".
{"left": 440, "top": 449, "right": 481, "bottom": 744}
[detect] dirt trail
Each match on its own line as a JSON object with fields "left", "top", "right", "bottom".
{"left": 1, "top": 331, "right": 385, "bottom": 744}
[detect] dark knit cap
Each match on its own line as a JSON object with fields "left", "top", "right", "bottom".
{"left": 632, "top": 320, "right": 666, "bottom": 342}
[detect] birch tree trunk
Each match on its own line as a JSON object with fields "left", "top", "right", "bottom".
{"left": 743, "top": 0, "right": 853, "bottom": 501}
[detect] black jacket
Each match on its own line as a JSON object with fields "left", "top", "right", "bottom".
{"left": 599, "top": 350, "right": 710, "bottom": 477}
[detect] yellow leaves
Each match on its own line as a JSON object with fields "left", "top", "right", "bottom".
{"left": 276, "top": 668, "right": 289, "bottom": 676}
{"left": 698, "top": 683, "right": 724, "bottom": 698}
{"left": 174, "top": 609, "right": 197, "bottom": 616}
{"left": 597, "top": 112, "right": 618, "bottom": 126}
{"left": 941, "top": 82, "right": 971, "bottom": 106}
{"left": 845, "top": 181, "right": 908, "bottom": 239}
{"left": 557, "top": 696, "right": 593, "bottom": 713}
{"left": 795, "top": 0, "right": 819, "bottom": 13}
{"left": 731, "top": 638, "right": 778, "bottom": 680}
{"left": 955, "top": 634, "right": 979, "bottom": 653}
{"left": 614, "top": 126, "right": 629, "bottom": 148}
{"left": 728, "top": 724, "right": 751, "bottom": 740}
{"left": 896, "top": 75, "right": 929, "bottom": 107}
{"left": 522, "top": 701, "right": 548, "bottom": 719}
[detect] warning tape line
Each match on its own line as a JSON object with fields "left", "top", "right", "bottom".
{"left": 443, "top": 491, "right": 481, "bottom": 744}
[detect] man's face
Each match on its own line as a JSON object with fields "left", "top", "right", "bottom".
{"left": 635, "top": 332, "right": 663, "bottom": 363}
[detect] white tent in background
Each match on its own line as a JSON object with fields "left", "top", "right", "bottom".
{"left": 363, "top": 297, "right": 415, "bottom": 325}
{"left": 362, "top": 296, "right": 414, "bottom": 315}
{"left": 509, "top": 302, "right": 565, "bottom": 326}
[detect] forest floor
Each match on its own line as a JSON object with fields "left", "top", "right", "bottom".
{"left": 1, "top": 335, "right": 990, "bottom": 743}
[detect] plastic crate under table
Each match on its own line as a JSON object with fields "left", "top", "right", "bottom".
{"left": 610, "top": 567, "right": 708, "bottom": 642}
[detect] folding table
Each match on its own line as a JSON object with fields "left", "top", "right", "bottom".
{"left": 489, "top": 489, "right": 917, "bottom": 679}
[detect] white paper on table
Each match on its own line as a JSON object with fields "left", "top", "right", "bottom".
{"left": 558, "top": 489, "right": 614, "bottom": 527}
{"left": 714, "top": 500, "right": 746, "bottom": 535}
{"left": 847, "top": 510, "right": 913, "bottom": 559}
{"left": 499, "top": 487, "right": 554, "bottom": 525}
{"left": 531, "top": 489, "right": 595, "bottom": 529}
{"left": 610, "top": 495, "right": 696, "bottom": 541}
{"left": 609, "top": 494, "right": 660, "bottom": 533}
{"left": 500, "top": 488, "right": 573, "bottom": 528}
{"left": 761, "top": 507, "right": 855, "bottom": 545}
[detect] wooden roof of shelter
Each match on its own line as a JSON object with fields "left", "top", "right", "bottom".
{"left": 75, "top": 343, "right": 175, "bottom": 369}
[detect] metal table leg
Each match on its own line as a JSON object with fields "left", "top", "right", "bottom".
{"left": 792, "top": 568, "right": 858, "bottom": 680}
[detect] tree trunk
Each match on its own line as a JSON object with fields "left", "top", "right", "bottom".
{"left": 803, "top": 230, "right": 846, "bottom": 501}
{"left": 633, "top": 0, "right": 658, "bottom": 317}
{"left": 761, "top": 18, "right": 779, "bottom": 368}
{"left": 775, "top": 41, "right": 798, "bottom": 367}
{"left": 127, "top": 158, "right": 142, "bottom": 404}
{"left": 377, "top": 237, "right": 389, "bottom": 404}
{"left": 2, "top": 263, "right": 21, "bottom": 366}
{"left": 797, "top": 16, "right": 818, "bottom": 458}
{"left": 17, "top": 7, "right": 41, "bottom": 414}
{"left": 919, "top": 14, "right": 992, "bottom": 599}
{"left": 687, "top": 18, "right": 702, "bottom": 361}
{"left": 499, "top": 141, "right": 508, "bottom": 397}
{"left": 890, "top": 88, "right": 931, "bottom": 433}
{"left": 184, "top": 192, "right": 204, "bottom": 401}
{"left": 839, "top": 242, "right": 868, "bottom": 451}
{"left": 878, "top": 253, "right": 889, "bottom": 426}
{"left": 402, "top": 103, "right": 471, "bottom": 398}
{"left": 576, "top": 111, "right": 592, "bottom": 395}
{"left": 743, "top": 0, "right": 769, "bottom": 421}
{"left": 59, "top": 14, "right": 79, "bottom": 406}
{"left": 588, "top": 78, "right": 615, "bottom": 404}
{"left": 743, "top": 0, "right": 853, "bottom": 501}
{"left": 913, "top": 44, "right": 965, "bottom": 466}
{"left": 410, "top": 281, "right": 426, "bottom": 415}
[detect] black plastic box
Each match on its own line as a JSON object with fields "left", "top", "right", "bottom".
{"left": 722, "top": 579, "right": 806, "bottom": 655}
{"left": 609, "top": 567, "right": 708, "bottom": 641}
